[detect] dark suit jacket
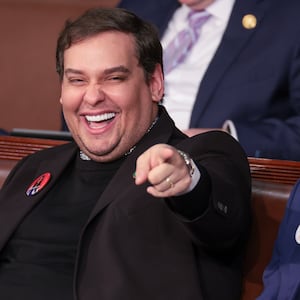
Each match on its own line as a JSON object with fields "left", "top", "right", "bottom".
{"left": 0, "top": 109, "right": 251, "bottom": 299}
{"left": 258, "top": 179, "right": 300, "bottom": 300}
{"left": 119, "top": 0, "right": 300, "bottom": 161}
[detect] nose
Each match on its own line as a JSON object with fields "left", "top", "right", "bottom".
{"left": 83, "top": 84, "right": 105, "bottom": 105}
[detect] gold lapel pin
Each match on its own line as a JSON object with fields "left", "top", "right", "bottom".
{"left": 242, "top": 14, "right": 257, "bottom": 30}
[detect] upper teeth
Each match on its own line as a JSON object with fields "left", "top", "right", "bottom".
{"left": 86, "top": 113, "right": 115, "bottom": 122}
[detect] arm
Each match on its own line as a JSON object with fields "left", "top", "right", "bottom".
{"left": 135, "top": 131, "right": 252, "bottom": 252}
{"left": 225, "top": 42, "right": 300, "bottom": 160}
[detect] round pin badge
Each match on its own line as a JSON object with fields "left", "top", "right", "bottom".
{"left": 242, "top": 14, "right": 257, "bottom": 30}
{"left": 26, "top": 172, "right": 51, "bottom": 196}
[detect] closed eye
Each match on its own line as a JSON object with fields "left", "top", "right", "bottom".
{"left": 107, "top": 75, "right": 126, "bottom": 81}
{"left": 67, "top": 77, "right": 86, "bottom": 85}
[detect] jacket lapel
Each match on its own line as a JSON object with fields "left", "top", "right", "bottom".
{"left": 190, "top": 0, "right": 269, "bottom": 126}
{"left": 0, "top": 143, "right": 77, "bottom": 250}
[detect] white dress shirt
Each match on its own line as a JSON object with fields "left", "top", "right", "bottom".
{"left": 161, "top": 0, "right": 235, "bottom": 130}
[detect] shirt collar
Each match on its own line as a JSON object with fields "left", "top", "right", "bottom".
{"left": 181, "top": 0, "right": 235, "bottom": 24}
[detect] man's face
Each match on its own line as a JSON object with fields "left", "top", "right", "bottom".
{"left": 179, "top": 0, "right": 215, "bottom": 10}
{"left": 60, "top": 31, "right": 164, "bottom": 162}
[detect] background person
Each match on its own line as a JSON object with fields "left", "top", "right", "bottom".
{"left": 257, "top": 179, "right": 300, "bottom": 299}
{"left": 118, "top": 0, "right": 300, "bottom": 161}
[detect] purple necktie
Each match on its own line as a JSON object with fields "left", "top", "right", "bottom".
{"left": 163, "top": 10, "right": 211, "bottom": 74}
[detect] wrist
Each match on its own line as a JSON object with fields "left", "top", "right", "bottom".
{"left": 177, "top": 149, "right": 195, "bottom": 177}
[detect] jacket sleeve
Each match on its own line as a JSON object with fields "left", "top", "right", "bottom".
{"left": 233, "top": 41, "right": 300, "bottom": 161}
{"left": 167, "top": 131, "right": 252, "bottom": 252}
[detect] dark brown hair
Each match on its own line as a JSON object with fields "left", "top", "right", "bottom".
{"left": 56, "top": 7, "right": 163, "bottom": 83}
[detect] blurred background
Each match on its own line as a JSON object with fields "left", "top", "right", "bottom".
{"left": 0, "top": 0, "right": 119, "bottom": 132}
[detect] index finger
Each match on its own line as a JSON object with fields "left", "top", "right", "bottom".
{"left": 134, "top": 145, "right": 174, "bottom": 185}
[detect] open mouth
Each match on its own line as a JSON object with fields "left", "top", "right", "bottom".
{"left": 85, "top": 112, "right": 116, "bottom": 129}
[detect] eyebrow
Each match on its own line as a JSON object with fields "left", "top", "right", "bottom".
{"left": 103, "top": 65, "right": 130, "bottom": 75}
{"left": 64, "top": 68, "right": 83, "bottom": 76}
{"left": 64, "top": 65, "right": 131, "bottom": 76}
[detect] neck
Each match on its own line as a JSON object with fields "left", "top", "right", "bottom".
{"left": 186, "top": 0, "right": 214, "bottom": 11}
{"left": 80, "top": 115, "right": 160, "bottom": 161}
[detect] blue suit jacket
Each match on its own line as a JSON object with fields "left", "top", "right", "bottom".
{"left": 258, "top": 179, "right": 300, "bottom": 299}
{"left": 118, "top": 0, "right": 300, "bottom": 160}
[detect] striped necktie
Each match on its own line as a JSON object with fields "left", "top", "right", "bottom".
{"left": 163, "top": 10, "right": 211, "bottom": 75}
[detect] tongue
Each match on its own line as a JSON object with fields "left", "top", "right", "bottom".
{"left": 89, "top": 120, "right": 109, "bottom": 129}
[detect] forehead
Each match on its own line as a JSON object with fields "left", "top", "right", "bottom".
{"left": 63, "top": 31, "right": 138, "bottom": 67}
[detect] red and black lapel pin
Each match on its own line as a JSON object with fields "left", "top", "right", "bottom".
{"left": 26, "top": 172, "right": 51, "bottom": 196}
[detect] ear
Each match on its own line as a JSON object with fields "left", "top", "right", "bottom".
{"left": 149, "top": 64, "right": 164, "bottom": 103}
{"left": 59, "top": 97, "right": 63, "bottom": 104}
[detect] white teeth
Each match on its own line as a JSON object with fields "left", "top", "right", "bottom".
{"left": 86, "top": 113, "right": 115, "bottom": 122}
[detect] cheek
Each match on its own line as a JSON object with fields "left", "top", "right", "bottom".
{"left": 61, "top": 88, "right": 82, "bottom": 110}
